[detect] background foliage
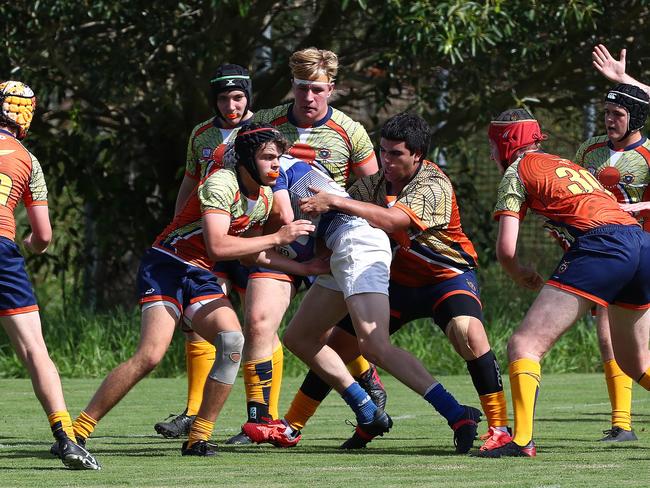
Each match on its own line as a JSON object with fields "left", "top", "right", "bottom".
{"left": 0, "top": 1, "right": 648, "bottom": 375}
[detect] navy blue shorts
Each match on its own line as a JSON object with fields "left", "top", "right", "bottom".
{"left": 213, "top": 259, "right": 250, "bottom": 294}
{"left": 249, "top": 266, "right": 315, "bottom": 291}
{"left": 548, "top": 225, "right": 650, "bottom": 309}
{"left": 0, "top": 237, "right": 38, "bottom": 316}
{"left": 336, "top": 270, "right": 483, "bottom": 336}
{"left": 137, "top": 248, "right": 225, "bottom": 318}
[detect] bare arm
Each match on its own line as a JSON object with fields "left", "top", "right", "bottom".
{"left": 202, "top": 212, "right": 314, "bottom": 262}
{"left": 351, "top": 153, "right": 379, "bottom": 178}
{"left": 174, "top": 175, "right": 198, "bottom": 216}
{"left": 299, "top": 187, "right": 410, "bottom": 233}
{"left": 263, "top": 189, "right": 294, "bottom": 233}
{"left": 496, "top": 215, "right": 544, "bottom": 291}
{"left": 592, "top": 44, "right": 650, "bottom": 96}
{"left": 24, "top": 205, "right": 52, "bottom": 254}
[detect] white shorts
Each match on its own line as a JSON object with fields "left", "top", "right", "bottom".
{"left": 316, "top": 222, "right": 391, "bottom": 299}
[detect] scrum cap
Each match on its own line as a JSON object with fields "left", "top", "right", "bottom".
{"left": 488, "top": 108, "right": 546, "bottom": 166}
{"left": 234, "top": 123, "right": 286, "bottom": 185}
{"left": 210, "top": 64, "right": 252, "bottom": 122}
{"left": 0, "top": 81, "right": 36, "bottom": 139}
{"left": 605, "top": 83, "right": 649, "bottom": 140}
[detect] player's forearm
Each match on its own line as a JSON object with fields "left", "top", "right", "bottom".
{"left": 207, "top": 233, "right": 280, "bottom": 261}
{"left": 330, "top": 197, "right": 404, "bottom": 233}
{"left": 253, "top": 249, "right": 317, "bottom": 276}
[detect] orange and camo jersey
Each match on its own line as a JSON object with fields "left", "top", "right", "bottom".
{"left": 494, "top": 151, "right": 638, "bottom": 239}
{"left": 0, "top": 131, "right": 47, "bottom": 241}
{"left": 185, "top": 117, "right": 244, "bottom": 181}
{"left": 153, "top": 167, "right": 273, "bottom": 270}
{"left": 575, "top": 135, "right": 650, "bottom": 231}
{"left": 349, "top": 160, "right": 478, "bottom": 286}
{"left": 253, "top": 104, "right": 374, "bottom": 187}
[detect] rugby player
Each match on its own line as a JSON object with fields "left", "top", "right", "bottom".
{"left": 65, "top": 125, "right": 324, "bottom": 458}
{"left": 246, "top": 113, "right": 499, "bottom": 453}
{"left": 568, "top": 44, "right": 650, "bottom": 442}
{"left": 154, "top": 63, "right": 254, "bottom": 439}
{"left": 241, "top": 150, "right": 481, "bottom": 452}
{"left": 226, "top": 47, "right": 384, "bottom": 444}
{"left": 0, "top": 81, "right": 100, "bottom": 470}
{"left": 477, "top": 108, "right": 650, "bottom": 458}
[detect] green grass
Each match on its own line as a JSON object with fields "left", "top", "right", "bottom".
{"left": 1, "top": 374, "right": 649, "bottom": 487}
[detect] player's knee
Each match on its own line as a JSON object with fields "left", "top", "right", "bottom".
{"left": 357, "top": 338, "right": 388, "bottom": 366}
{"left": 243, "top": 319, "right": 277, "bottom": 345}
{"left": 445, "top": 316, "right": 488, "bottom": 360}
{"left": 208, "top": 330, "right": 244, "bottom": 384}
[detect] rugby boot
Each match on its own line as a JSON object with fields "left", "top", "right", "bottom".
{"left": 181, "top": 440, "right": 218, "bottom": 456}
{"left": 154, "top": 409, "right": 195, "bottom": 438}
{"left": 356, "top": 364, "right": 387, "bottom": 410}
{"left": 478, "top": 426, "right": 513, "bottom": 452}
{"left": 340, "top": 408, "right": 393, "bottom": 449}
{"left": 474, "top": 440, "right": 536, "bottom": 458}
{"left": 224, "top": 429, "right": 253, "bottom": 445}
{"left": 50, "top": 435, "right": 86, "bottom": 457}
{"left": 242, "top": 419, "right": 302, "bottom": 448}
{"left": 450, "top": 405, "right": 482, "bottom": 454}
{"left": 599, "top": 426, "right": 638, "bottom": 442}
{"left": 57, "top": 436, "right": 101, "bottom": 470}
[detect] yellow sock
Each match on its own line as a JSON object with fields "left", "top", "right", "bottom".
{"left": 72, "top": 411, "right": 98, "bottom": 440}
{"left": 269, "top": 344, "right": 284, "bottom": 420}
{"left": 604, "top": 359, "right": 633, "bottom": 430}
{"left": 347, "top": 356, "right": 370, "bottom": 378}
{"left": 187, "top": 416, "right": 214, "bottom": 447}
{"left": 186, "top": 340, "right": 216, "bottom": 416}
{"left": 243, "top": 355, "right": 273, "bottom": 421}
{"left": 509, "top": 358, "right": 541, "bottom": 446}
{"left": 285, "top": 389, "right": 322, "bottom": 431}
{"left": 479, "top": 390, "right": 508, "bottom": 428}
{"left": 48, "top": 410, "right": 75, "bottom": 440}
{"left": 638, "top": 367, "right": 650, "bottom": 391}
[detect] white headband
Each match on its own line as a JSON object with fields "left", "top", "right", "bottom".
{"left": 293, "top": 78, "right": 333, "bottom": 87}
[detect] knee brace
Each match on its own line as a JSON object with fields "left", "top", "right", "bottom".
{"left": 208, "top": 330, "right": 244, "bottom": 384}
{"left": 445, "top": 315, "right": 475, "bottom": 357}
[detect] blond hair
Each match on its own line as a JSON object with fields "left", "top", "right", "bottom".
{"left": 289, "top": 48, "right": 338, "bottom": 82}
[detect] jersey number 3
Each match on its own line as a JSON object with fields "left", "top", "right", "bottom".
{"left": 555, "top": 167, "right": 602, "bottom": 195}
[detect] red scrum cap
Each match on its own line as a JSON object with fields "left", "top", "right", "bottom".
{"left": 488, "top": 109, "right": 546, "bottom": 166}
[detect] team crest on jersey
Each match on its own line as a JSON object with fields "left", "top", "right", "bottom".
{"left": 201, "top": 147, "right": 212, "bottom": 159}
{"left": 557, "top": 260, "right": 569, "bottom": 274}
{"left": 622, "top": 173, "right": 635, "bottom": 184}
{"left": 318, "top": 148, "right": 331, "bottom": 160}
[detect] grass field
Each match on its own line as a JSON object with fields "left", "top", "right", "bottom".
{"left": 1, "top": 374, "right": 649, "bottom": 487}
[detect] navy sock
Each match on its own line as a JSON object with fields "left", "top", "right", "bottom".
{"left": 341, "top": 382, "right": 377, "bottom": 424}
{"left": 424, "top": 383, "right": 465, "bottom": 424}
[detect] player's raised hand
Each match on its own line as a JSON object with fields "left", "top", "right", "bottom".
{"left": 592, "top": 44, "right": 626, "bottom": 83}
{"left": 275, "top": 219, "right": 315, "bottom": 245}
{"left": 300, "top": 187, "right": 335, "bottom": 215}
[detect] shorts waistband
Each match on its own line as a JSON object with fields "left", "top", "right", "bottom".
{"left": 583, "top": 224, "right": 641, "bottom": 236}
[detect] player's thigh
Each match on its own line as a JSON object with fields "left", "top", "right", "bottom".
{"left": 0, "top": 311, "right": 48, "bottom": 361}
{"left": 345, "top": 292, "right": 391, "bottom": 351}
{"left": 191, "top": 296, "right": 241, "bottom": 343}
{"left": 284, "top": 284, "right": 348, "bottom": 349}
{"left": 137, "top": 304, "right": 179, "bottom": 361}
{"left": 509, "top": 285, "right": 593, "bottom": 361}
{"left": 245, "top": 277, "right": 293, "bottom": 336}
{"left": 608, "top": 305, "right": 650, "bottom": 377}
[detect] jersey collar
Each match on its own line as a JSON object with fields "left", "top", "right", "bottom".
{"left": 607, "top": 135, "right": 647, "bottom": 152}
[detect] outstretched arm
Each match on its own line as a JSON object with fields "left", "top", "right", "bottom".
{"left": 593, "top": 44, "right": 650, "bottom": 96}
